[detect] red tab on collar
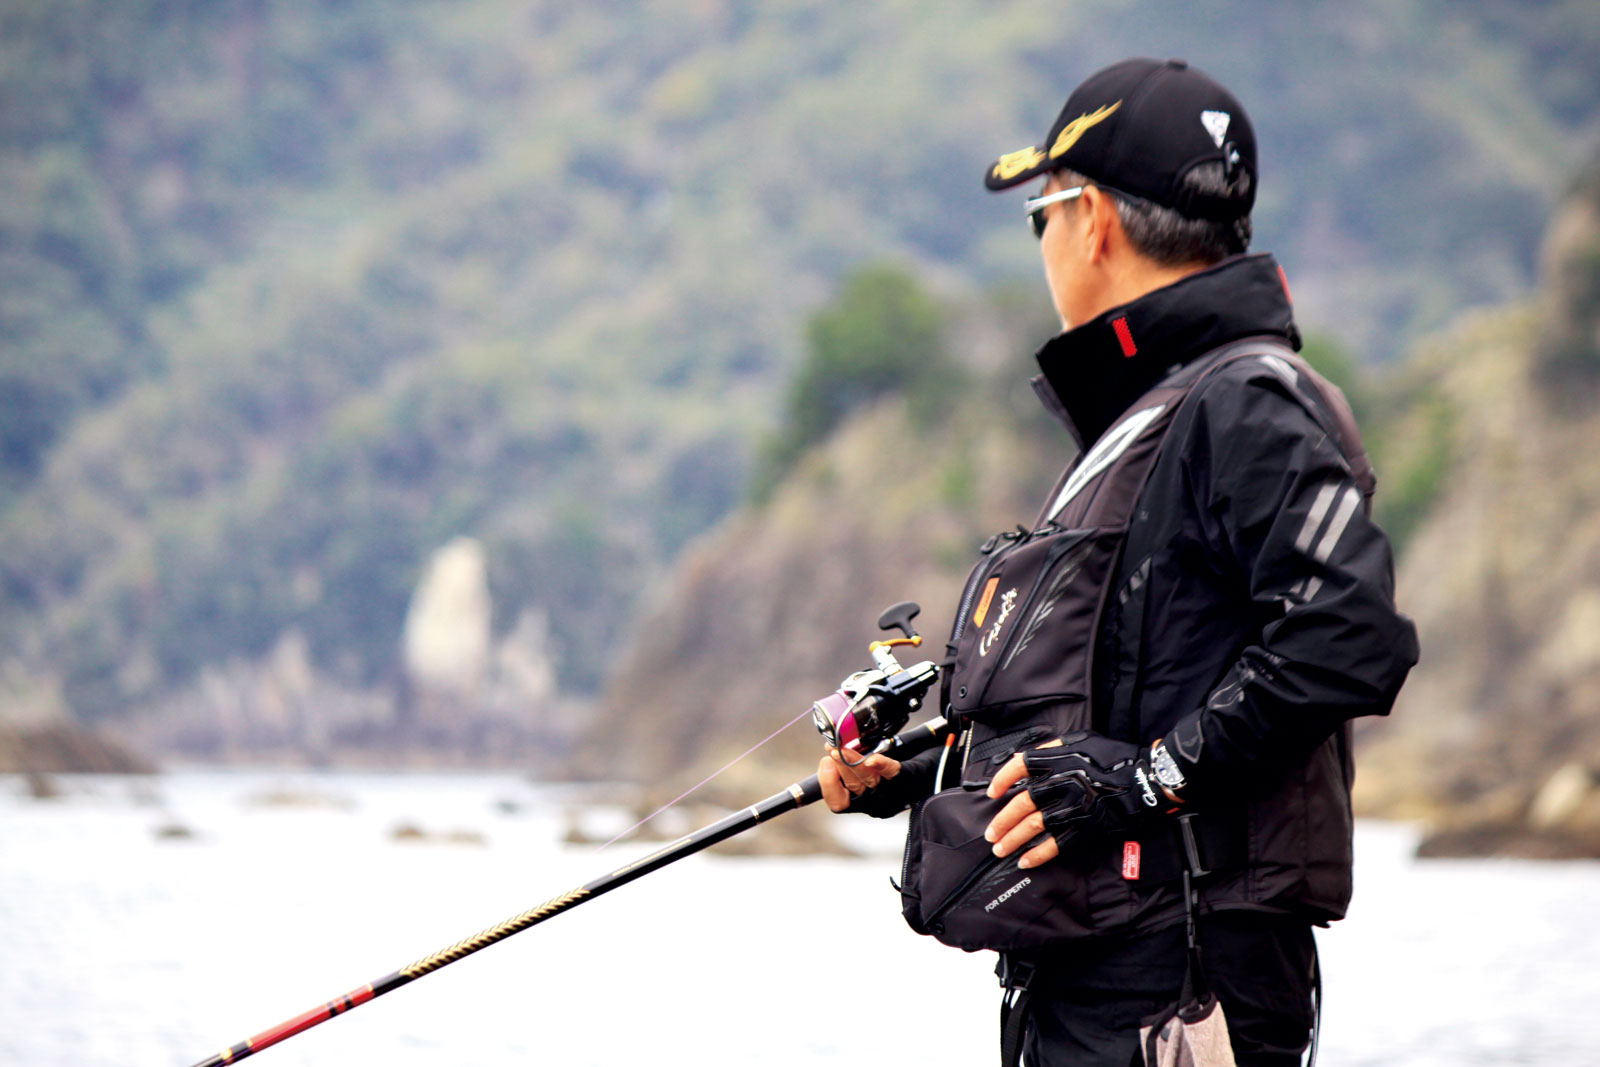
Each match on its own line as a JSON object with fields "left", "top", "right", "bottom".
{"left": 1112, "top": 316, "right": 1137, "bottom": 357}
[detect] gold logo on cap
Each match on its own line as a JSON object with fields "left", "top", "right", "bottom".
{"left": 1049, "top": 101, "right": 1121, "bottom": 159}
{"left": 992, "top": 146, "right": 1046, "bottom": 182}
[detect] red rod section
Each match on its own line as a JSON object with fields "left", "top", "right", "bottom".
{"left": 193, "top": 982, "right": 384, "bottom": 1067}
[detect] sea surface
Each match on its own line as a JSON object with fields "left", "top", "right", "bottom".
{"left": 1, "top": 770, "right": 1595, "bottom": 1067}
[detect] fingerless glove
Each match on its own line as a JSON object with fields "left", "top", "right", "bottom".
{"left": 1022, "top": 731, "right": 1168, "bottom": 857}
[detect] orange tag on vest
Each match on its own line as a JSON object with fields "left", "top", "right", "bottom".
{"left": 972, "top": 577, "right": 1001, "bottom": 627}
{"left": 1121, "top": 841, "right": 1141, "bottom": 881}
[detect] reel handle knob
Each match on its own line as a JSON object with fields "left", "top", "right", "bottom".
{"left": 876, "top": 601, "right": 922, "bottom": 641}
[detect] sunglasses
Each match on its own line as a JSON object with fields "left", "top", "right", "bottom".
{"left": 1024, "top": 185, "right": 1087, "bottom": 238}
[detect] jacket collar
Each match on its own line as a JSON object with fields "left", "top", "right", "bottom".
{"left": 1032, "top": 253, "right": 1300, "bottom": 450}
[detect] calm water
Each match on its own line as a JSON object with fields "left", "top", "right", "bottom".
{"left": 1, "top": 770, "right": 1595, "bottom": 1067}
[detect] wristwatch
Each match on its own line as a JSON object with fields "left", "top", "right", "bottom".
{"left": 1150, "top": 739, "right": 1187, "bottom": 804}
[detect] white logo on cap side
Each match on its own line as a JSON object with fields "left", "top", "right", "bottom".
{"left": 1201, "top": 110, "right": 1231, "bottom": 148}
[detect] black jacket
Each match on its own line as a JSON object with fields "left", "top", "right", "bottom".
{"left": 864, "top": 253, "right": 1418, "bottom": 928}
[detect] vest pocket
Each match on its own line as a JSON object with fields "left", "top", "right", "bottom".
{"left": 900, "top": 785, "right": 1096, "bottom": 952}
{"left": 949, "top": 525, "right": 1124, "bottom": 726}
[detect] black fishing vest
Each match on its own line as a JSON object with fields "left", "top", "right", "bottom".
{"left": 945, "top": 338, "right": 1370, "bottom": 761}
{"left": 938, "top": 338, "right": 1372, "bottom": 884}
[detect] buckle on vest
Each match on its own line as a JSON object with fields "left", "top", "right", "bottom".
{"left": 996, "top": 954, "right": 1036, "bottom": 992}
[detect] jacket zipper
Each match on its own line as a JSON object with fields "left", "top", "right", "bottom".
{"left": 900, "top": 796, "right": 925, "bottom": 891}
{"left": 925, "top": 851, "right": 1014, "bottom": 930}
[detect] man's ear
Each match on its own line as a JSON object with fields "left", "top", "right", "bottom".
{"left": 1081, "top": 186, "right": 1122, "bottom": 265}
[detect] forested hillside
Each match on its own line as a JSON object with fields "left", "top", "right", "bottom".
{"left": 1, "top": 0, "right": 1596, "bottom": 761}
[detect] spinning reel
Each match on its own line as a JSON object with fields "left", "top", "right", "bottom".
{"left": 811, "top": 601, "right": 941, "bottom": 765}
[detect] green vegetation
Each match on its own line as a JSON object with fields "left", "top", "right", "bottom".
{"left": 1373, "top": 389, "right": 1459, "bottom": 554}
{"left": 0, "top": 1, "right": 1596, "bottom": 730}
{"left": 756, "top": 263, "right": 963, "bottom": 497}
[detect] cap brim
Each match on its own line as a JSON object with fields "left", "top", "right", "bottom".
{"left": 984, "top": 144, "right": 1052, "bottom": 191}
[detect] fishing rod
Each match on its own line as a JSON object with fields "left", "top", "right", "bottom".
{"left": 188, "top": 602, "right": 945, "bottom": 1067}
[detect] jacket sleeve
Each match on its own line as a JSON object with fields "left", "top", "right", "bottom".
{"left": 1160, "top": 369, "right": 1419, "bottom": 800}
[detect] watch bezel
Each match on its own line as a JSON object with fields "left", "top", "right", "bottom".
{"left": 1151, "top": 740, "right": 1186, "bottom": 791}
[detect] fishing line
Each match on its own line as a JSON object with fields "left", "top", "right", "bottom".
{"left": 597, "top": 704, "right": 815, "bottom": 850}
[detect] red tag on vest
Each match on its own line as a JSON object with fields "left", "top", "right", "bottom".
{"left": 1121, "top": 841, "right": 1141, "bottom": 880}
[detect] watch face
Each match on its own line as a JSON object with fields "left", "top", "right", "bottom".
{"left": 1152, "top": 744, "right": 1185, "bottom": 789}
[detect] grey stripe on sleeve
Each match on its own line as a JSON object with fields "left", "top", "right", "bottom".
{"left": 1294, "top": 480, "right": 1341, "bottom": 555}
{"left": 1284, "top": 484, "right": 1361, "bottom": 607}
{"left": 1311, "top": 486, "right": 1362, "bottom": 564}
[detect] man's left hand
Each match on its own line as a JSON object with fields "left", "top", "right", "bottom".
{"left": 984, "top": 752, "right": 1059, "bottom": 869}
{"left": 984, "top": 731, "right": 1169, "bottom": 869}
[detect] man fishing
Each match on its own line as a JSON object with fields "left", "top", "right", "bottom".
{"left": 183, "top": 54, "right": 1418, "bottom": 1067}
{"left": 819, "top": 57, "right": 1418, "bottom": 1067}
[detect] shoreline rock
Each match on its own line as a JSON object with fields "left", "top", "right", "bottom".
{"left": 1416, "top": 823, "right": 1600, "bottom": 860}
{"left": 0, "top": 724, "right": 157, "bottom": 774}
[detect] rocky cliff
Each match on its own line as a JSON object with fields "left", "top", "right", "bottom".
{"left": 1355, "top": 156, "right": 1600, "bottom": 857}
{"left": 578, "top": 387, "right": 1063, "bottom": 786}
{"left": 570, "top": 387, "right": 1069, "bottom": 853}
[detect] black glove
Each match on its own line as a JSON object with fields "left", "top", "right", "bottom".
{"left": 1022, "top": 731, "right": 1169, "bottom": 858}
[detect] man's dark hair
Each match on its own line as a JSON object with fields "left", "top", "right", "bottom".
{"left": 1057, "top": 164, "right": 1252, "bottom": 267}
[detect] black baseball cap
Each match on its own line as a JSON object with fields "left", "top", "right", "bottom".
{"left": 985, "top": 57, "right": 1256, "bottom": 221}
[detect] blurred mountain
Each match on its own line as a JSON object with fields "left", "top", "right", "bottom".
{"left": 1, "top": 1, "right": 1597, "bottom": 764}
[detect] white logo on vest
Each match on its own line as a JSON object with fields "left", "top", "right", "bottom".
{"left": 978, "top": 588, "right": 1018, "bottom": 657}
